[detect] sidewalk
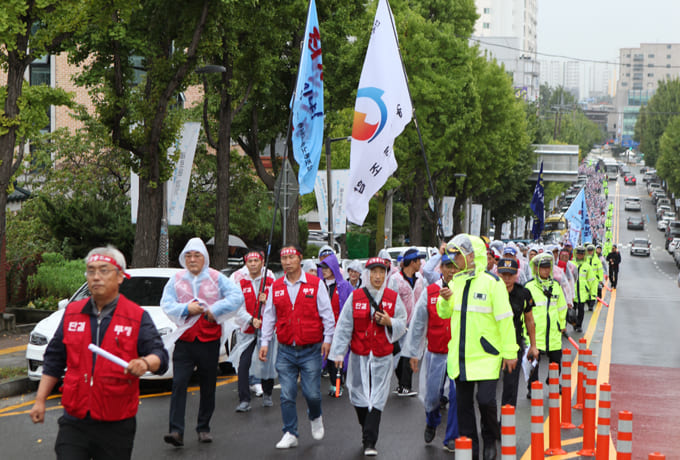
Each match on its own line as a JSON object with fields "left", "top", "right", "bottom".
{"left": 0, "top": 327, "right": 34, "bottom": 398}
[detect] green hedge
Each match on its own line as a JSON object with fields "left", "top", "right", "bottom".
{"left": 27, "top": 253, "right": 86, "bottom": 301}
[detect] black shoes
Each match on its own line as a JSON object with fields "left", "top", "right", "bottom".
{"left": 443, "top": 439, "right": 456, "bottom": 452}
{"left": 163, "top": 432, "right": 184, "bottom": 447}
{"left": 424, "top": 425, "right": 436, "bottom": 443}
{"left": 198, "top": 432, "right": 213, "bottom": 443}
{"left": 483, "top": 442, "right": 497, "bottom": 460}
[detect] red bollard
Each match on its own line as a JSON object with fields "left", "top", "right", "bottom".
{"left": 595, "top": 383, "right": 611, "bottom": 460}
{"left": 545, "top": 363, "right": 567, "bottom": 455}
{"left": 616, "top": 411, "right": 633, "bottom": 460}
{"left": 575, "top": 347, "right": 591, "bottom": 411}
{"left": 500, "top": 405, "right": 516, "bottom": 460}
{"left": 648, "top": 453, "right": 665, "bottom": 460}
{"left": 578, "top": 362, "right": 597, "bottom": 456}
{"left": 455, "top": 436, "right": 472, "bottom": 460}
{"left": 561, "top": 348, "right": 576, "bottom": 429}
{"left": 531, "top": 381, "right": 544, "bottom": 460}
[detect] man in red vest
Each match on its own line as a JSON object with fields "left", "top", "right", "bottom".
{"left": 29, "top": 246, "right": 168, "bottom": 459}
{"left": 258, "top": 245, "right": 336, "bottom": 450}
{"left": 328, "top": 257, "right": 407, "bottom": 456}
{"left": 161, "top": 237, "right": 244, "bottom": 447}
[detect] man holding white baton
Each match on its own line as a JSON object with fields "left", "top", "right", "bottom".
{"left": 29, "top": 246, "right": 168, "bottom": 460}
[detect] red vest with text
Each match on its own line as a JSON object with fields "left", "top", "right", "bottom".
{"left": 350, "top": 288, "right": 398, "bottom": 357}
{"left": 272, "top": 275, "right": 324, "bottom": 346}
{"left": 61, "top": 295, "right": 143, "bottom": 421}
{"left": 425, "top": 283, "right": 451, "bottom": 354}
{"left": 330, "top": 286, "right": 340, "bottom": 322}
{"left": 175, "top": 269, "right": 223, "bottom": 342}
{"left": 240, "top": 276, "right": 273, "bottom": 334}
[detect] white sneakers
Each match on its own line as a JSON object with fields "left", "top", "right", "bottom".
{"left": 249, "top": 383, "right": 264, "bottom": 397}
{"left": 276, "top": 432, "right": 298, "bottom": 449}
{"left": 311, "top": 416, "right": 325, "bottom": 440}
{"left": 275, "top": 416, "right": 323, "bottom": 449}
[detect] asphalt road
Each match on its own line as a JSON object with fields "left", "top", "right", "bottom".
{"left": 1, "top": 167, "right": 679, "bottom": 459}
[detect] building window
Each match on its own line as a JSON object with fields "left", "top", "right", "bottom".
{"left": 29, "top": 55, "right": 50, "bottom": 86}
{"left": 648, "top": 54, "right": 655, "bottom": 58}
{"left": 625, "top": 73, "right": 630, "bottom": 77}
{"left": 648, "top": 63, "right": 654, "bottom": 67}
{"left": 625, "top": 54, "right": 631, "bottom": 58}
{"left": 668, "top": 44, "right": 672, "bottom": 49}
{"left": 621, "top": 82, "right": 628, "bottom": 87}
{"left": 648, "top": 73, "right": 654, "bottom": 77}
{"left": 667, "top": 64, "right": 672, "bottom": 68}
{"left": 482, "top": 22, "right": 490, "bottom": 29}
{"left": 483, "top": 7, "right": 490, "bottom": 14}
{"left": 668, "top": 54, "right": 672, "bottom": 59}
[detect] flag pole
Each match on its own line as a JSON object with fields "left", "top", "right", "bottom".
{"left": 383, "top": 0, "right": 445, "bottom": 242}
{"left": 257, "top": 0, "right": 313, "bottom": 318}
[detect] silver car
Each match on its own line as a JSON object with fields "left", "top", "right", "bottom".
{"left": 630, "top": 238, "right": 651, "bottom": 257}
{"left": 625, "top": 197, "right": 641, "bottom": 211}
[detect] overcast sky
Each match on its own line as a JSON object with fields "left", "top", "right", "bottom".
{"left": 538, "top": 0, "right": 680, "bottom": 62}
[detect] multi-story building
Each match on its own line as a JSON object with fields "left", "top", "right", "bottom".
{"left": 616, "top": 43, "right": 680, "bottom": 146}
{"left": 472, "top": 0, "right": 540, "bottom": 101}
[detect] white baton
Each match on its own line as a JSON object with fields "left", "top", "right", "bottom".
{"left": 88, "top": 343, "right": 129, "bottom": 369}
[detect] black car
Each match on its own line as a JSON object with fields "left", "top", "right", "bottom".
{"left": 627, "top": 216, "right": 645, "bottom": 230}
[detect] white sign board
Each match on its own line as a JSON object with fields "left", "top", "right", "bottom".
{"left": 131, "top": 122, "right": 201, "bottom": 225}
{"left": 442, "top": 196, "right": 456, "bottom": 237}
{"left": 470, "top": 204, "right": 483, "bottom": 236}
{"left": 313, "top": 169, "right": 349, "bottom": 235}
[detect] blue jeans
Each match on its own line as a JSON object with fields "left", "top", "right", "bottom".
{"left": 275, "top": 343, "right": 323, "bottom": 437}
{"left": 425, "top": 378, "right": 459, "bottom": 445}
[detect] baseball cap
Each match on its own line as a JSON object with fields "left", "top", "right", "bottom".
{"left": 502, "top": 246, "right": 517, "bottom": 256}
{"left": 538, "top": 257, "right": 552, "bottom": 268}
{"left": 497, "top": 258, "right": 519, "bottom": 274}
{"left": 365, "top": 257, "right": 389, "bottom": 270}
{"left": 441, "top": 253, "right": 454, "bottom": 265}
{"left": 403, "top": 248, "right": 426, "bottom": 262}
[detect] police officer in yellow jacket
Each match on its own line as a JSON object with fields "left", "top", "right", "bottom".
{"left": 523, "top": 253, "right": 567, "bottom": 395}
{"left": 586, "top": 244, "right": 604, "bottom": 310}
{"left": 572, "top": 246, "right": 597, "bottom": 333}
{"left": 437, "top": 235, "right": 517, "bottom": 460}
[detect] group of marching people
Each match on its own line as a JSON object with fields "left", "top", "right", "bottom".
{"left": 225, "top": 234, "right": 613, "bottom": 459}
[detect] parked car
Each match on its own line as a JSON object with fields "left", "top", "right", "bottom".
{"left": 624, "top": 197, "right": 641, "bottom": 211}
{"left": 26, "top": 268, "right": 241, "bottom": 381}
{"left": 630, "top": 238, "right": 651, "bottom": 257}
{"left": 652, "top": 191, "right": 667, "bottom": 204}
{"left": 656, "top": 205, "right": 671, "bottom": 220}
{"left": 627, "top": 216, "right": 645, "bottom": 230}
{"left": 666, "top": 223, "right": 680, "bottom": 249}
{"left": 385, "top": 246, "right": 438, "bottom": 264}
{"left": 673, "top": 244, "right": 680, "bottom": 267}
{"left": 648, "top": 183, "right": 662, "bottom": 195}
{"left": 658, "top": 213, "right": 676, "bottom": 231}
{"left": 668, "top": 237, "right": 680, "bottom": 254}
{"left": 623, "top": 175, "right": 637, "bottom": 185}
{"left": 657, "top": 197, "right": 671, "bottom": 208}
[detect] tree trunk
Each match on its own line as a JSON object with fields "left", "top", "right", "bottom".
{"left": 132, "top": 177, "right": 163, "bottom": 267}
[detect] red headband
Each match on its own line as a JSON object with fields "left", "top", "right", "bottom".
{"left": 244, "top": 251, "right": 264, "bottom": 262}
{"left": 280, "top": 247, "right": 302, "bottom": 257}
{"left": 87, "top": 254, "right": 130, "bottom": 279}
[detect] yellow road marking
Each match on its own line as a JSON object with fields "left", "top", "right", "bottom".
{"left": 0, "top": 344, "right": 27, "bottom": 355}
{"left": 0, "top": 375, "right": 239, "bottom": 418}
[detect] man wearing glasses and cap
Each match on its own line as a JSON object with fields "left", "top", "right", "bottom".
{"left": 388, "top": 247, "right": 426, "bottom": 397}
{"left": 437, "top": 235, "right": 517, "bottom": 460}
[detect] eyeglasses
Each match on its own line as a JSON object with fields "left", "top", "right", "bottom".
{"left": 85, "top": 267, "right": 118, "bottom": 277}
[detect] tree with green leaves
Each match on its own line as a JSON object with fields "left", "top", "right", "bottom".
{"left": 0, "top": 1, "right": 80, "bottom": 310}
{"left": 66, "top": 0, "right": 213, "bottom": 267}
{"left": 656, "top": 115, "right": 680, "bottom": 195}
{"left": 634, "top": 78, "right": 680, "bottom": 167}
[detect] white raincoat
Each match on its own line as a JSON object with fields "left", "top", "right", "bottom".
{"left": 227, "top": 269, "right": 278, "bottom": 380}
{"left": 401, "top": 279, "right": 450, "bottom": 413}
{"left": 329, "top": 284, "right": 407, "bottom": 411}
{"left": 160, "top": 238, "right": 244, "bottom": 354}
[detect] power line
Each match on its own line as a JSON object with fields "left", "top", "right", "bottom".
{"left": 467, "top": 36, "right": 680, "bottom": 70}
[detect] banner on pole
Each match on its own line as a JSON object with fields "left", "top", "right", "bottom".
{"left": 131, "top": 122, "right": 201, "bottom": 225}
{"left": 313, "top": 169, "right": 349, "bottom": 235}
{"left": 442, "top": 196, "right": 456, "bottom": 237}
{"left": 470, "top": 204, "right": 483, "bottom": 237}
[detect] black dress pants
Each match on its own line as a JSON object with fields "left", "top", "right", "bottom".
{"left": 55, "top": 415, "right": 136, "bottom": 460}
{"left": 355, "top": 406, "right": 382, "bottom": 447}
{"left": 456, "top": 379, "right": 499, "bottom": 460}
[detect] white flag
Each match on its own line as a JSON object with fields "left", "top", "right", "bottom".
{"left": 345, "top": 0, "right": 412, "bottom": 225}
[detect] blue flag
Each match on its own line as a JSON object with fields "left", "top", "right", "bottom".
{"left": 563, "top": 189, "right": 591, "bottom": 245}
{"left": 290, "top": 0, "right": 324, "bottom": 195}
{"left": 530, "top": 161, "right": 544, "bottom": 240}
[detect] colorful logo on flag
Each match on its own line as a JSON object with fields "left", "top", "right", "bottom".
{"left": 352, "top": 87, "right": 387, "bottom": 143}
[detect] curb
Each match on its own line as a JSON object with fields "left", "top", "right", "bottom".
{"left": 0, "top": 376, "right": 33, "bottom": 398}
